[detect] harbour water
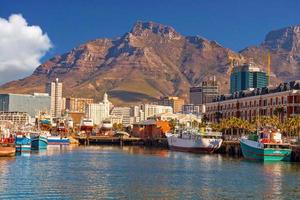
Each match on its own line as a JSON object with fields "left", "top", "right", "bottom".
{"left": 1, "top": 146, "right": 300, "bottom": 199}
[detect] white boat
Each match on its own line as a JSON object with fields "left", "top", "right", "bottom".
{"left": 166, "top": 127, "right": 223, "bottom": 153}
{"left": 80, "top": 118, "right": 94, "bottom": 131}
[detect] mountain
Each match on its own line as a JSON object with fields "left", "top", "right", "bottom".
{"left": 0, "top": 21, "right": 237, "bottom": 105}
{"left": 1, "top": 22, "right": 300, "bottom": 105}
{"left": 240, "top": 25, "right": 300, "bottom": 85}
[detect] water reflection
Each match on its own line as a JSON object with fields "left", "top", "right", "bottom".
{"left": 0, "top": 146, "right": 300, "bottom": 199}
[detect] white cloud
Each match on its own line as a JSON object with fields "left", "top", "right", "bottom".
{"left": 0, "top": 14, "right": 52, "bottom": 84}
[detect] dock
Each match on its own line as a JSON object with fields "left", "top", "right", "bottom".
{"left": 75, "top": 136, "right": 168, "bottom": 147}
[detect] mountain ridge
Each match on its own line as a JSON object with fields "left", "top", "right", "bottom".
{"left": 1, "top": 22, "right": 300, "bottom": 105}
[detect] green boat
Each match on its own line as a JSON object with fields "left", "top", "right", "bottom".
{"left": 240, "top": 128, "right": 292, "bottom": 161}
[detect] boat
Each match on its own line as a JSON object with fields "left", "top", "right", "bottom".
{"left": 15, "top": 132, "right": 31, "bottom": 152}
{"left": 0, "top": 128, "right": 15, "bottom": 156}
{"left": 31, "top": 132, "right": 48, "bottom": 150}
{"left": 80, "top": 118, "right": 94, "bottom": 131}
{"left": 240, "top": 127, "right": 292, "bottom": 161}
{"left": 47, "top": 133, "right": 70, "bottom": 145}
{"left": 166, "top": 127, "right": 223, "bottom": 153}
{"left": 0, "top": 145, "right": 16, "bottom": 157}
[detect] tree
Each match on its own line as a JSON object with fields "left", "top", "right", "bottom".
{"left": 113, "top": 123, "right": 124, "bottom": 131}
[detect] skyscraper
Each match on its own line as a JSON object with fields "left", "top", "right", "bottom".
{"left": 230, "top": 63, "right": 268, "bottom": 93}
{"left": 189, "top": 78, "right": 219, "bottom": 106}
{"left": 46, "top": 78, "right": 63, "bottom": 117}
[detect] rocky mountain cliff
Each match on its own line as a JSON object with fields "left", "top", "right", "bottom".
{"left": 240, "top": 25, "right": 300, "bottom": 85}
{"left": 1, "top": 22, "right": 300, "bottom": 105}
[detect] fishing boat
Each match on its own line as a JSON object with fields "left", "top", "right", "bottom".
{"left": 0, "top": 145, "right": 16, "bottom": 157}
{"left": 166, "top": 127, "right": 223, "bottom": 153}
{"left": 47, "top": 133, "right": 70, "bottom": 145}
{"left": 80, "top": 118, "right": 94, "bottom": 131}
{"left": 0, "top": 128, "right": 15, "bottom": 157}
{"left": 31, "top": 132, "right": 48, "bottom": 150}
{"left": 15, "top": 132, "right": 31, "bottom": 152}
{"left": 240, "top": 127, "right": 292, "bottom": 161}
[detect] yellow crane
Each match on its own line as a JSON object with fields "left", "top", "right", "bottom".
{"left": 267, "top": 52, "right": 271, "bottom": 85}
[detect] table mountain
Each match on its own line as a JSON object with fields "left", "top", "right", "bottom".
{"left": 1, "top": 22, "right": 300, "bottom": 105}
{"left": 0, "top": 21, "right": 236, "bottom": 104}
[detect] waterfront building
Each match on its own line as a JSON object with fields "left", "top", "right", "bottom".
{"left": 85, "top": 93, "right": 112, "bottom": 125}
{"left": 142, "top": 104, "right": 173, "bottom": 120}
{"left": 190, "top": 78, "right": 219, "bottom": 106}
{"left": 132, "top": 119, "right": 171, "bottom": 139}
{"left": 0, "top": 93, "right": 51, "bottom": 118}
{"left": 110, "top": 107, "right": 131, "bottom": 127}
{"left": 0, "top": 111, "right": 30, "bottom": 125}
{"left": 46, "top": 78, "right": 63, "bottom": 117}
{"left": 230, "top": 63, "right": 269, "bottom": 94}
{"left": 66, "top": 97, "right": 94, "bottom": 113}
{"left": 182, "top": 104, "right": 200, "bottom": 115}
{"left": 158, "top": 96, "right": 185, "bottom": 113}
{"left": 205, "top": 80, "right": 300, "bottom": 123}
{"left": 149, "top": 113, "right": 202, "bottom": 127}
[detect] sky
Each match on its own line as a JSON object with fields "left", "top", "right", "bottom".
{"left": 1, "top": 0, "right": 300, "bottom": 83}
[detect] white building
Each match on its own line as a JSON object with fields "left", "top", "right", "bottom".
{"left": 85, "top": 93, "right": 112, "bottom": 125}
{"left": 46, "top": 78, "right": 63, "bottom": 117}
{"left": 111, "top": 107, "right": 131, "bottom": 127}
{"left": 142, "top": 104, "right": 173, "bottom": 119}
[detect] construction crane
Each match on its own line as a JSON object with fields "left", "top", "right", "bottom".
{"left": 267, "top": 52, "right": 271, "bottom": 85}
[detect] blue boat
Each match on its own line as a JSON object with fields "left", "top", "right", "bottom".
{"left": 15, "top": 133, "right": 31, "bottom": 152}
{"left": 48, "top": 135, "right": 70, "bottom": 145}
{"left": 31, "top": 135, "right": 48, "bottom": 150}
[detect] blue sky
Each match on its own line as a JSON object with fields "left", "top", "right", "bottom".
{"left": 1, "top": 0, "right": 300, "bottom": 68}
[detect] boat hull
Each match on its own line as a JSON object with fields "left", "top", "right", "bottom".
{"left": 31, "top": 136, "right": 48, "bottom": 150}
{"left": 166, "top": 134, "right": 222, "bottom": 154}
{"left": 48, "top": 137, "right": 70, "bottom": 145}
{"left": 16, "top": 144, "right": 31, "bottom": 152}
{"left": 15, "top": 136, "right": 31, "bottom": 152}
{"left": 240, "top": 139, "right": 291, "bottom": 161}
{"left": 0, "top": 146, "right": 16, "bottom": 157}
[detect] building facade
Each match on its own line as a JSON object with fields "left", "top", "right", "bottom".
{"left": 230, "top": 63, "right": 268, "bottom": 94}
{"left": 142, "top": 104, "right": 173, "bottom": 120}
{"left": 205, "top": 81, "right": 300, "bottom": 123}
{"left": 190, "top": 79, "right": 219, "bottom": 106}
{"left": 0, "top": 93, "right": 51, "bottom": 118}
{"left": 0, "top": 111, "right": 30, "bottom": 125}
{"left": 85, "top": 93, "right": 112, "bottom": 125}
{"left": 182, "top": 104, "right": 200, "bottom": 115}
{"left": 158, "top": 96, "right": 185, "bottom": 113}
{"left": 110, "top": 107, "right": 131, "bottom": 127}
{"left": 66, "top": 97, "right": 94, "bottom": 113}
{"left": 46, "top": 78, "right": 63, "bottom": 117}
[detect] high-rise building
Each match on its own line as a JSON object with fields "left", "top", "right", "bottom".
{"left": 66, "top": 97, "right": 94, "bottom": 113}
{"left": 0, "top": 93, "right": 51, "bottom": 118}
{"left": 230, "top": 63, "right": 269, "bottom": 93}
{"left": 158, "top": 96, "right": 185, "bottom": 113}
{"left": 46, "top": 78, "right": 63, "bottom": 117}
{"left": 110, "top": 107, "right": 131, "bottom": 127}
{"left": 190, "top": 78, "right": 219, "bottom": 106}
{"left": 85, "top": 93, "right": 112, "bottom": 125}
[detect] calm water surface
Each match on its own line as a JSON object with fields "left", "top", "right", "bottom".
{"left": 0, "top": 145, "right": 300, "bottom": 200}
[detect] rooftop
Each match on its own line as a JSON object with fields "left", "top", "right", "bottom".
{"left": 214, "top": 80, "right": 300, "bottom": 102}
